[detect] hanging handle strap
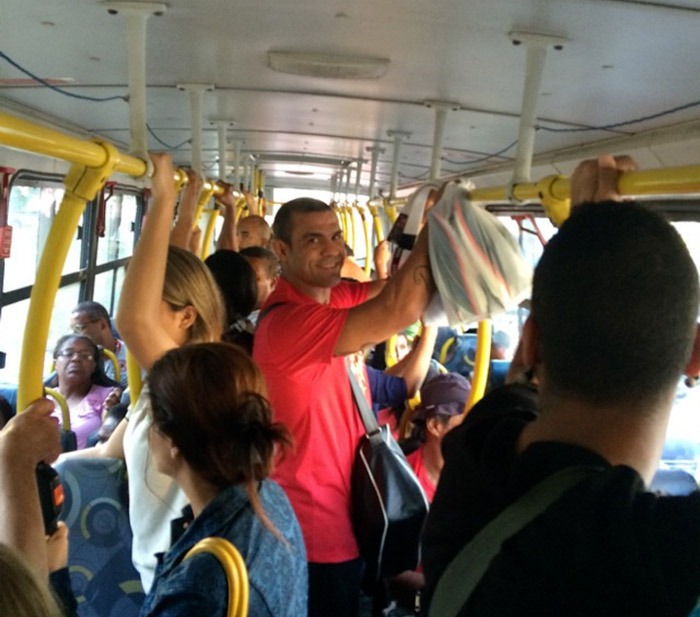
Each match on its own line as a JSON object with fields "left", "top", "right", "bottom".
{"left": 429, "top": 465, "right": 600, "bottom": 617}
{"left": 184, "top": 537, "right": 249, "bottom": 617}
{"left": 346, "top": 364, "right": 381, "bottom": 441}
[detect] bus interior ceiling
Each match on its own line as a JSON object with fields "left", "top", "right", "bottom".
{"left": 2, "top": 0, "right": 700, "bottom": 192}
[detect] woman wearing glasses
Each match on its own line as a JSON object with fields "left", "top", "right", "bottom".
{"left": 49, "top": 334, "right": 122, "bottom": 449}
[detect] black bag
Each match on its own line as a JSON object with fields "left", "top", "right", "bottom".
{"left": 347, "top": 366, "right": 430, "bottom": 583}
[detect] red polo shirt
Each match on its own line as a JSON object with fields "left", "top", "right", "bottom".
{"left": 253, "top": 278, "right": 371, "bottom": 563}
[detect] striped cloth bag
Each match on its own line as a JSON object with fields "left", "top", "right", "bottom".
{"left": 427, "top": 182, "right": 532, "bottom": 326}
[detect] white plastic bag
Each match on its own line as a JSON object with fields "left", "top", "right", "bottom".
{"left": 427, "top": 183, "right": 532, "bottom": 326}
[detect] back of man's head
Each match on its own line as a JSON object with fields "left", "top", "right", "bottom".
{"left": 273, "top": 198, "right": 331, "bottom": 245}
{"left": 238, "top": 215, "right": 272, "bottom": 249}
{"left": 72, "top": 301, "right": 110, "bottom": 326}
{"left": 532, "top": 201, "right": 699, "bottom": 406}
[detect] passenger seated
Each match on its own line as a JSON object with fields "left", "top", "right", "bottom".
{"left": 48, "top": 335, "right": 122, "bottom": 450}
{"left": 140, "top": 342, "right": 307, "bottom": 617}
{"left": 403, "top": 372, "right": 470, "bottom": 501}
{"left": 61, "top": 153, "right": 226, "bottom": 591}
{"left": 422, "top": 155, "right": 700, "bottom": 617}
{"left": 70, "top": 301, "right": 128, "bottom": 388}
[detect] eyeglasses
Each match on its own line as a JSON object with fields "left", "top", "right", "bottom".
{"left": 56, "top": 349, "right": 95, "bottom": 362}
{"left": 71, "top": 320, "right": 99, "bottom": 334}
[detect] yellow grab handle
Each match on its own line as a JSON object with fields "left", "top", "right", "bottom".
{"left": 101, "top": 348, "right": 121, "bottom": 384}
{"left": 126, "top": 349, "right": 143, "bottom": 407}
{"left": 465, "top": 320, "right": 492, "bottom": 412}
{"left": 44, "top": 388, "right": 70, "bottom": 431}
{"left": 200, "top": 207, "right": 220, "bottom": 260}
{"left": 185, "top": 537, "right": 249, "bottom": 617}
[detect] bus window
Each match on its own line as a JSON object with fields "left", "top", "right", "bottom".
{"left": 661, "top": 220, "right": 700, "bottom": 481}
{"left": 96, "top": 192, "right": 138, "bottom": 265}
{"left": 5, "top": 182, "right": 82, "bottom": 291}
{"left": 0, "top": 282, "right": 81, "bottom": 383}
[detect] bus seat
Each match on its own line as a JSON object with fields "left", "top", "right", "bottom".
{"left": 489, "top": 360, "right": 510, "bottom": 389}
{"left": 649, "top": 469, "right": 698, "bottom": 496}
{"left": 55, "top": 457, "right": 145, "bottom": 616}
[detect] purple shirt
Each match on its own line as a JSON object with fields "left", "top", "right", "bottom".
{"left": 52, "top": 384, "right": 114, "bottom": 449}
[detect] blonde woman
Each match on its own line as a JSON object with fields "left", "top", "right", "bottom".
{"left": 62, "top": 153, "right": 225, "bottom": 590}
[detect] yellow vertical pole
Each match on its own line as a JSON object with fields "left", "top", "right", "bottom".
{"left": 200, "top": 207, "right": 220, "bottom": 260}
{"left": 348, "top": 206, "right": 357, "bottom": 254}
{"left": 18, "top": 141, "right": 120, "bottom": 411}
{"left": 126, "top": 349, "right": 143, "bottom": 403}
{"left": 369, "top": 205, "right": 384, "bottom": 243}
{"left": 359, "top": 208, "right": 373, "bottom": 276}
{"left": 465, "top": 320, "right": 492, "bottom": 412}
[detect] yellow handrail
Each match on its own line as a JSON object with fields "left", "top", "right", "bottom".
{"left": 44, "top": 387, "right": 70, "bottom": 431}
{"left": 126, "top": 349, "right": 143, "bottom": 406}
{"left": 358, "top": 207, "right": 373, "bottom": 276}
{"left": 17, "top": 140, "right": 121, "bottom": 411}
{"left": 200, "top": 207, "right": 220, "bottom": 260}
{"left": 465, "top": 320, "right": 492, "bottom": 412}
{"left": 470, "top": 167, "right": 700, "bottom": 204}
{"left": 101, "top": 348, "right": 121, "bottom": 384}
{"left": 0, "top": 111, "right": 147, "bottom": 178}
{"left": 185, "top": 537, "right": 249, "bottom": 617}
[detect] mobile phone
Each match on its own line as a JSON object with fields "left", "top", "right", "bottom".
{"left": 36, "top": 462, "right": 64, "bottom": 535}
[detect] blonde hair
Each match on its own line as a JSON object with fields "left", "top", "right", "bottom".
{"left": 0, "top": 544, "right": 62, "bottom": 617}
{"left": 162, "top": 246, "right": 225, "bottom": 344}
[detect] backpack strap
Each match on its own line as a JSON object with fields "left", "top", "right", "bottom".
{"left": 428, "top": 465, "right": 600, "bottom": 617}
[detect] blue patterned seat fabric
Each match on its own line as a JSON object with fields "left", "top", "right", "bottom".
{"left": 56, "top": 457, "right": 145, "bottom": 617}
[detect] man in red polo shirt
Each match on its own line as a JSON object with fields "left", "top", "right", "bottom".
{"left": 254, "top": 198, "right": 434, "bottom": 617}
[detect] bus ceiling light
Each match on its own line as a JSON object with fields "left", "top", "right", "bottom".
{"left": 267, "top": 51, "right": 390, "bottom": 79}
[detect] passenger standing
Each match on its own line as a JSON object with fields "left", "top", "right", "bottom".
{"left": 422, "top": 155, "right": 700, "bottom": 617}
{"left": 253, "top": 197, "right": 435, "bottom": 617}
{"left": 70, "top": 301, "right": 128, "bottom": 388}
{"left": 139, "top": 343, "right": 307, "bottom": 617}
{"left": 61, "top": 153, "right": 225, "bottom": 591}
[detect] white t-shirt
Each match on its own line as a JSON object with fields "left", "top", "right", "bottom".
{"left": 123, "top": 385, "right": 187, "bottom": 591}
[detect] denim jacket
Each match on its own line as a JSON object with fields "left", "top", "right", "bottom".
{"left": 139, "top": 480, "right": 308, "bottom": 617}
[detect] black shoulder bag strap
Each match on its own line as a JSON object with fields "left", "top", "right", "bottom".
{"left": 428, "top": 465, "right": 600, "bottom": 617}
{"left": 255, "top": 302, "right": 287, "bottom": 329}
{"left": 346, "top": 364, "right": 382, "bottom": 444}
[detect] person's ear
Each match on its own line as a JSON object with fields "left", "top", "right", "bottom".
{"left": 177, "top": 306, "right": 197, "bottom": 331}
{"left": 521, "top": 315, "right": 541, "bottom": 371}
{"left": 271, "top": 238, "right": 289, "bottom": 262}
{"left": 426, "top": 417, "right": 442, "bottom": 438}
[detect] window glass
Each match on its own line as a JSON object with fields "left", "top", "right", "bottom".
{"left": 96, "top": 192, "right": 137, "bottom": 265}
{"left": 113, "top": 266, "right": 126, "bottom": 317}
{"left": 5, "top": 185, "right": 83, "bottom": 291}
{"left": 0, "top": 282, "right": 81, "bottom": 383}
{"left": 93, "top": 270, "right": 115, "bottom": 313}
{"left": 662, "top": 221, "right": 700, "bottom": 480}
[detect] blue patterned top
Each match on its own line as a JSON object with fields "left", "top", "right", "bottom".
{"left": 139, "top": 480, "right": 308, "bottom": 617}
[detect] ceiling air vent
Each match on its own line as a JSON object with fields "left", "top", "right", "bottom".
{"left": 267, "top": 52, "right": 389, "bottom": 79}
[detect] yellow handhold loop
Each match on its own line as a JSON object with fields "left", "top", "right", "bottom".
{"left": 536, "top": 175, "right": 571, "bottom": 228}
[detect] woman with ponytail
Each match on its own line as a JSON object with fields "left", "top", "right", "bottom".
{"left": 139, "top": 342, "right": 307, "bottom": 617}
